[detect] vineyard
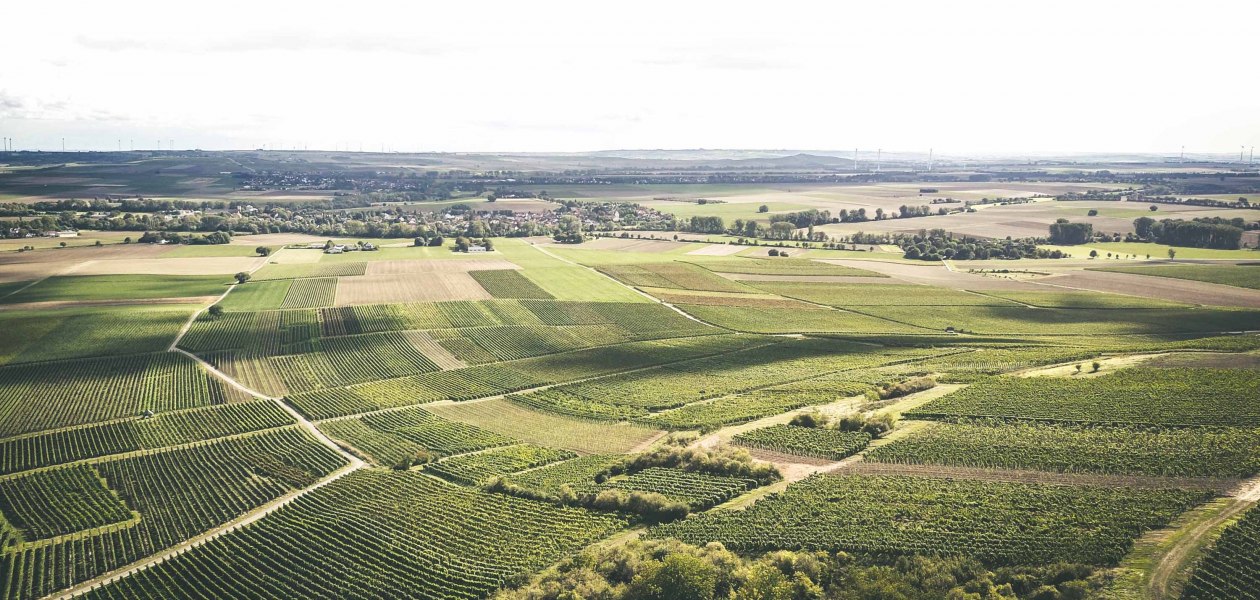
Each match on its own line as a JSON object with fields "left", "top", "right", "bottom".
{"left": 279, "top": 277, "right": 338, "bottom": 309}
{"left": 503, "top": 455, "right": 626, "bottom": 496}
{"left": 909, "top": 368, "right": 1260, "bottom": 426}
{"left": 251, "top": 262, "right": 367, "bottom": 281}
{"left": 76, "top": 470, "right": 625, "bottom": 600}
{"left": 866, "top": 421, "right": 1260, "bottom": 478}
{"left": 0, "top": 465, "right": 133, "bottom": 541}
{"left": 0, "top": 401, "right": 293, "bottom": 475}
{"left": 599, "top": 263, "right": 752, "bottom": 293}
{"left": 216, "top": 279, "right": 292, "bottom": 311}
{"left": 0, "top": 352, "right": 248, "bottom": 438}
{"left": 733, "top": 425, "right": 871, "bottom": 461}
{"left": 850, "top": 305, "right": 1260, "bottom": 336}
{"left": 748, "top": 282, "right": 1011, "bottom": 307}
{"left": 318, "top": 407, "right": 513, "bottom": 467}
{"left": 648, "top": 474, "right": 1210, "bottom": 566}
{"left": 0, "top": 305, "right": 193, "bottom": 366}
{"left": 676, "top": 304, "right": 928, "bottom": 334}
{"left": 593, "top": 467, "right": 757, "bottom": 510}
{"left": 1182, "top": 503, "right": 1260, "bottom": 599}
{"left": 0, "top": 428, "right": 346, "bottom": 599}
{"left": 423, "top": 444, "right": 577, "bottom": 486}
{"left": 469, "top": 269, "right": 555, "bottom": 299}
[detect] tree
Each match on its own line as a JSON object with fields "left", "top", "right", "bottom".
{"left": 428, "top": 236, "right": 445, "bottom": 247}
{"left": 454, "top": 236, "right": 470, "bottom": 252}
{"left": 1091, "top": 361, "right": 1102, "bottom": 372}
{"left": 1087, "top": 209, "right": 1098, "bottom": 216}
{"left": 1048, "top": 221, "right": 1092, "bottom": 245}
{"left": 255, "top": 246, "right": 271, "bottom": 256}
{"left": 123, "top": 237, "right": 132, "bottom": 244}
{"left": 1074, "top": 364, "right": 1082, "bottom": 374}
{"left": 1150, "top": 205, "right": 1159, "bottom": 211}
{"left": 94, "top": 240, "right": 103, "bottom": 246}
{"left": 758, "top": 204, "right": 769, "bottom": 213}
{"left": 234, "top": 272, "right": 251, "bottom": 284}
{"left": 59, "top": 241, "right": 67, "bottom": 247}
{"left": 486, "top": 193, "right": 497, "bottom": 202}
{"left": 1089, "top": 250, "right": 1098, "bottom": 258}
{"left": 768, "top": 249, "right": 780, "bottom": 257}
{"left": 626, "top": 554, "right": 717, "bottom": 600}
{"left": 1168, "top": 248, "right": 1176, "bottom": 260}
{"left": 207, "top": 304, "right": 224, "bottom": 317}
{"left": 413, "top": 237, "right": 426, "bottom": 247}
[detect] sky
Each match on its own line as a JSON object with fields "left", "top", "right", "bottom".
{"left": 1, "top": 0, "right": 1257, "bottom": 156}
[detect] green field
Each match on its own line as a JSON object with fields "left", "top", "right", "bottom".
{"left": 1039, "top": 242, "right": 1260, "bottom": 260}
{"left": 1093, "top": 263, "right": 1260, "bottom": 290}
{"left": 0, "top": 274, "right": 229, "bottom": 304}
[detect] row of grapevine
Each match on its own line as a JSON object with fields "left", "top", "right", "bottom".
{"left": 0, "top": 401, "right": 292, "bottom": 475}
{"left": 78, "top": 470, "right": 625, "bottom": 600}
{"left": 428, "top": 398, "right": 663, "bottom": 455}
{"left": 0, "top": 428, "right": 345, "bottom": 600}
{"left": 0, "top": 352, "right": 239, "bottom": 439}
{"left": 287, "top": 335, "right": 772, "bottom": 420}
{"left": 270, "top": 331, "right": 441, "bottom": 392}
{"left": 318, "top": 407, "right": 513, "bottom": 467}
{"left": 251, "top": 262, "right": 366, "bottom": 281}
{"left": 1182, "top": 503, "right": 1260, "bottom": 599}
{"left": 504, "top": 455, "right": 626, "bottom": 497}
{"left": 424, "top": 444, "right": 577, "bottom": 486}
{"left": 733, "top": 425, "right": 871, "bottom": 461}
{"left": 279, "top": 277, "right": 337, "bottom": 309}
{"left": 689, "top": 258, "right": 882, "bottom": 277}
{"left": 909, "top": 368, "right": 1260, "bottom": 426}
{"left": 1, "top": 305, "right": 193, "bottom": 367}
{"left": 593, "top": 467, "right": 757, "bottom": 510}
{"left": 0, "top": 466, "right": 132, "bottom": 541}
{"left": 865, "top": 421, "right": 1260, "bottom": 478}
{"left": 648, "top": 474, "right": 1210, "bottom": 566}
{"left": 468, "top": 269, "right": 555, "bottom": 299}
{"left": 599, "top": 263, "right": 751, "bottom": 293}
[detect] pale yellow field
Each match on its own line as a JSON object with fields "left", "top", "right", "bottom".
{"left": 71, "top": 256, "right": 266, "bottom": 276}
{"left": 365, "top": 258, "right": 520, "bottom": 275}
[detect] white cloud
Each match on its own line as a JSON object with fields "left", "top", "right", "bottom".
{"left": 1, "top": 0, "right": 1257, "bottom": 154}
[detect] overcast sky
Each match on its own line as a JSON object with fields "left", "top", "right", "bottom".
{"left": 2, "top": 0, "right": 1257, "bottom": 155}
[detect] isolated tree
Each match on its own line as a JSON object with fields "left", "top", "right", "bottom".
{"left": 234, "top": 272, "right": 251, "bottom": 284}
{"left": 428, "top": 236, "right": 445, "bottom": 247}
{"left": 1168, "top": 248, "right": 1177, "bottom": 261}
{"left": 1087, "top": 209, "right": 1098, "bottom": 216}
{"left": 59, "top": 241, "right": 67, "bottom": 247}
{"left": 123, "top": 236, "right": 132, "bottom": 244}
{"left": 758, "top": 204, "right": 769, "bottom": 213}
{"left": 1074, "top": 364, "right": 1082, "bottom": 374}
{"left": 413, "top": 237, "right": 425, "bottom": 247}
{"left": 768, "top": 249, "right": 780, "bottom": 257}
{"left": 207, "top": 304, "right": 224, "bottom": 317}
{"left": 1149, "top": 205, "right": 1159, "bottom": 211}
{"left": 1089, "top": 250, "right": 1098, "bottom": 258}
{"left": 255, "top": 246, "right": 271, "bottom": 256}
{"left": 1091, "top": 361, "right": 1102, "bottom": 373}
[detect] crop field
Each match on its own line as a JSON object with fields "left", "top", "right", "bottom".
{"left": 594, "top": 467, "right": 758, "bottom": 509}
{"left": 0, "top": 352, "right": 246, "bottom": 438}
{"left": 690, "top": 257, "right": 887, "bottom": 277}
{"left": 423, "top": 444, "right": 577, "bottom": 486}
{"left": 866, "top": 421, "right": 1260, "bottom": 478}
{"left": 317, "top": 406, "right": 513, "bottom": 467}
{"left": 734, "top": 425, "right": 871, "bottom": 460}
{"left": 1, "top": 428, "right": 346, "bottom": 599}
{"left": 0, "top": 304, "right": 194, "bottom": 365}
{"left": 747, "top": 281, "right": 1013, "bottom": 306}
{"left": 468, "top": 269, "right": 554, "bottom": 299}
{"left": 77, "top": 470, "right": 625, "bottom": 600}
{"left": 599, "top": 262, "right": 754, "bottom": 293}
{"left": 279, "top": 277, "right": 337, "bottom": 308}
{"left": 648, "top": 474, "right": 1210, "bottom": 566}
{"left": 4, "top": 170, "right": 1259, "bottom": 600}
{"left": 0, "top": 274, "right": 228, "bottom": 304}
{"left": 428, "top": 398, "right": 662, "bottom": 454}
{"left": 0, "top": 401, "right": 292, "bottom": 474}
{"left": 677, "top": 303, "right": 929, "bottom": 333}
{"left": 1095, "top": 263, "right": 1260, "bottom": 290}
{"left": 251, "top": 262, "right": 367, "bottom": 281}
{"left": 503, "top": 454, "right": 626, "bottom": 496}
{"left": 1182, "top": 503, "right": 1260, "bottom": 600}
{"left": 909, "top": 368, "right": 1260, "bottom": 426}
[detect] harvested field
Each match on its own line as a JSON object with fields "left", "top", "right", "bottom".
{"left": 334, "top": 273, "right": 492, "bottom": 305}
{"left": 686, "top": 244, "right": 747, "bottom": 256}
{"left": 0, "top": 244, "right": 174, "bottom": 264}
{"left": 1033, "top": 270, "right": 1260, "bottom": 309}
{"left": 567, "top": 238, "right": 689, "bottom": 253}
{"left": 0, "top": 262, "right": 78, "bottom": 283}
{"left": 71, "top": 256, "right": 267, "bottom": 276}
{"left": 365, "top": 258, "right": 520, "bottom": 275}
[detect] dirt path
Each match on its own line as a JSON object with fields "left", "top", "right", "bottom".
{"left": 1144, "top": 477, "right": 1260, "bottom": 600}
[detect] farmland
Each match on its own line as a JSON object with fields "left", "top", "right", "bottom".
{"left": 2, "top": 159, "right": 1258, "bottom": 599}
